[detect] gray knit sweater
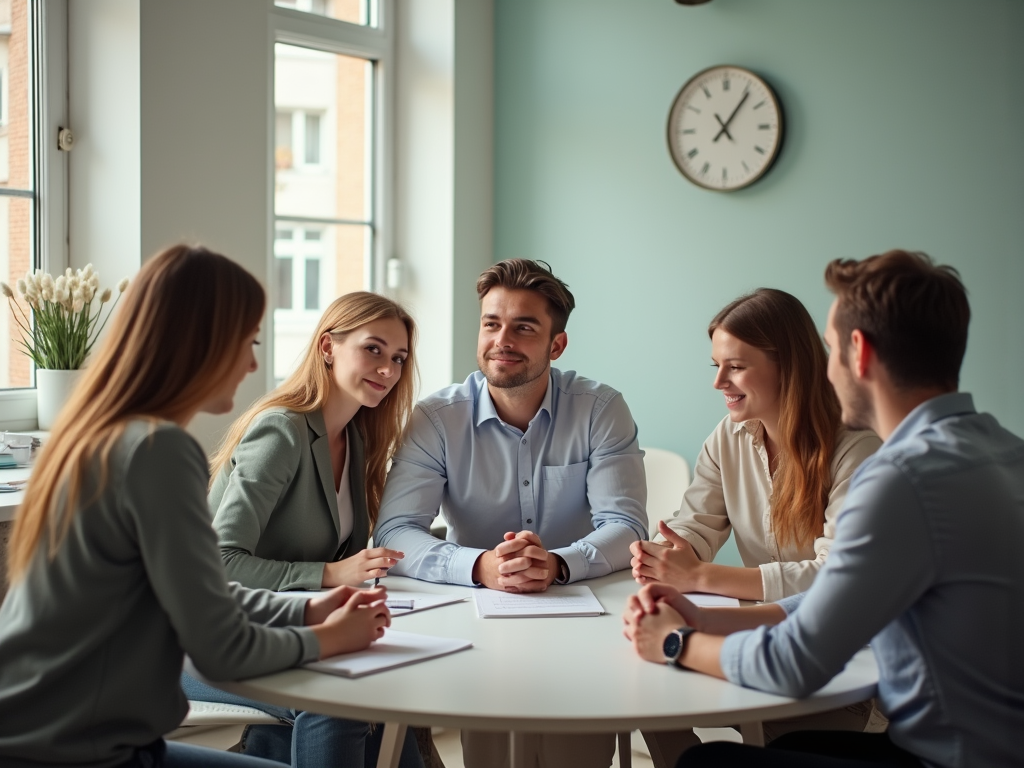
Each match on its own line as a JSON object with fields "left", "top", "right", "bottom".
{"left": 0, "top": 421, "right": 320, "bottom": 767}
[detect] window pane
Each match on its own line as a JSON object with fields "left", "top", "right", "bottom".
{"left": 272, "top": 223, "right": 369, "bottom": 383}
{"left": 304, "top": 113, "right": 321, "bottom": 165}
{"left": 304, "top": 258, "right": 320, "bottom": 310}
{"left": 0, "top": 0, "right": 34, "bottom": 390}
{"left": 275, "top": 44, "right": 371, "bottom": 222}
{"left": 274, "top": 256, "right": 293, "bottom": 311}
{"left": 274, "top": 0, "right": 377, "bottom": 27}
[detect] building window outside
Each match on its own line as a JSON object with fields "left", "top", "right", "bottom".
{"left": 0, "top": 0, "right": 38, "bottom": 392}
{"left": 274, "top": 0, "right": 378, "bottom": 27}
{"left": 273, "top": 37, "right": 376, "bottom": 383}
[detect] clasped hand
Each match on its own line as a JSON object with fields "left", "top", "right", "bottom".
{"left": 305, "top": 585, "right": 391, "bottom": 658}
{"left": 630, "top": 520, "right": 705, "bottom": 588}
{"left": 622, "top": 583, "right": 704, "bottom": 664}
{"left": 473, "top": 530, "right": 560, "bottom": 593}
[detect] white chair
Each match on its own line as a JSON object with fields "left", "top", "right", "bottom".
{"left": 642, "top": 446, "right": 691, "bottom": 538}
{"left": 166, "top": 701, "right": 280, "bottom": 745}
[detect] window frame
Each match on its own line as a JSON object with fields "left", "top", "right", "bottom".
{"left": 268, "top": 1, "right": 393, "bottom": 392}
{"left": 0, "top": 0, "right": 69, "bottom": 430}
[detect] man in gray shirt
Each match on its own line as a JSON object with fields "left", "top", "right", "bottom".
{"left": 625, "top": 250, "right": 1024, "bottom": 768}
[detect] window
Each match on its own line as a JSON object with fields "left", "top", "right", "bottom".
{"left": 271, "top": 4, "right": 391, "bottom": 384}
{"left": 0, "top": 0, "right": 68, "bottom": 426}
{"left": 274, "top": 0, "right": 378, "bottom": 27}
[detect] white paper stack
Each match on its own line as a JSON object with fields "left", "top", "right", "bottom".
{"left": 473, "top": 585, "right": 605, "bottom": 618}
{"left": 305, "top": 629, "right": 472, "bottom": 678}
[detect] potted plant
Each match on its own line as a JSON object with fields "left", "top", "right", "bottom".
{"left": 1, "top": 265, "right": 129, "bottom": 429}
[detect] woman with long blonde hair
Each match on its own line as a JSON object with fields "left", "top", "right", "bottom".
{"left": 0, "top": 246, "right": 390, "bottom": 768}
{"left": 182, "top": 291, "right": 423, "bottom": 768}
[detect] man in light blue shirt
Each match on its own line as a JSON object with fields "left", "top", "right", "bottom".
{"left": 376, "top": 258, "right": 648, "bottom": 768}
{"left": 625, "top": 250, "right": 1024, "bottom": 768}
{"left": 376, "top": 259, "right": 648, "bottom": 592}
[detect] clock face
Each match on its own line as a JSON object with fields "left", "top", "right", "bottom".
{"left": 667, "top": 66, "right": 783, "bottom": 191}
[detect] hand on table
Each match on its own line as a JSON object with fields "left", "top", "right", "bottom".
{"left": 310, "top": 586, "right": 391, "bottom": 658}
{"left": 322, "top": 547, "right": 405, "bottom": 587}
{"left": 630, "top": 521, "right": 706, "bottom": 589}
{"left": 622, "top": 591, "right": 689, "bottom": 665}
{"left": 472, "top": 530, "right": 562, "bottom": 593}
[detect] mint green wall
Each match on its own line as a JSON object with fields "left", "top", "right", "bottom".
{"left": 495, "top": 0, "right": 1024, "bottom": 467}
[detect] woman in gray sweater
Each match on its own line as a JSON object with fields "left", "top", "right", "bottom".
{"left": 182, "top": 291, "right": 423, "bottom": 768}
{"left": 0, "top": 246, "right": 390, "bottom": 768}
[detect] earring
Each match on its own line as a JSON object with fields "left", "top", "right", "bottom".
{"left": 324, "top": 355, "right": 334, "bottom": 368}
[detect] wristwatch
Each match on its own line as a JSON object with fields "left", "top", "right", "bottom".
{"left": 663, "top": 626, "right": 697, "bottom": 668}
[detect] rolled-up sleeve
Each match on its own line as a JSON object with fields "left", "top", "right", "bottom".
{"left": 550, "top": 392, "right": 648, "bottom": 582}
{"left": 720, "top": 459, "right": 932, "bottom": 698}
{"left": 662, "top": 435, "right": 731, "bottom": 563}
{"left": 758, "top": 430, "right": 882, "bottom": 602}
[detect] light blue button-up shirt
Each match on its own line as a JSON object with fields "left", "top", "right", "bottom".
{"left": 375, "top": 369, "right": 648, "bottom": 586}
{"left": 720, "top": 393, "right": 1024, "bottom": 768}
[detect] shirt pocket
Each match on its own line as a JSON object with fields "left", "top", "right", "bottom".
{"left": 540, "top": 461, "right": 589, "bottom": 520}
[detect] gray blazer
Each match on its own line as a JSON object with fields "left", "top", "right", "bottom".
{"left": 0, "top": 421, "right": 317, "bottom": 768}
{"left": 209, "top": 407, "right": 371, "bottom": 591}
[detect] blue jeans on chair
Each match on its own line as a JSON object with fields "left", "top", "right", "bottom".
{"left": 181, "top": 673, "right": 423, "bottom": 768}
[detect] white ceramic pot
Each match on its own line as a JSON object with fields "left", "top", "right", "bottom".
{"left": 36, "top": 368, "right": 83, "bottom": 430}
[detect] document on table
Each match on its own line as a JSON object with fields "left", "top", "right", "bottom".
{"left": 682, "top": 593, "right": 740, "bottom": 608}
{"left": 273, "top": 589, "right": 465, "bottom": 616}
{"left": 473, "top": 585, "right": 605, "bottom": 618}
{"left": 305, "top": 629, "right": 472, "bottom": 678}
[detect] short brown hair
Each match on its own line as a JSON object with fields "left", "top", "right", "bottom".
{"left": 476, "top": 259, "right": 576, "bottom": 335}
{"left": 824, "top": 250, "right": 970, "bottom": 391}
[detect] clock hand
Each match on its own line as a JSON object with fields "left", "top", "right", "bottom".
{"left": 713, "top": 114, "right": 733, "bottom": 143}
{"left": 713, "top": 91, "right": 750, "bottom": 142}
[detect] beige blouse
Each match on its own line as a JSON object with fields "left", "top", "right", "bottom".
{"left": 662, "top": 416, "right": 882, "bottom": 602}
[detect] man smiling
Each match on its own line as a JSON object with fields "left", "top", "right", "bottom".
{"left": 624, "top": 251, "right": 1024, "bottom": 768}
{"left": 376, "top": 258, "right": 647, "bottom": 767}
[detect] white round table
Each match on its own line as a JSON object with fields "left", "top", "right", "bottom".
{"left": 216, "top": 573, "right": 877, "bottom": 768}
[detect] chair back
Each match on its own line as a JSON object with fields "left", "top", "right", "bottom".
{"left": 641, "top": 447, "right": 691, "bottom": 538}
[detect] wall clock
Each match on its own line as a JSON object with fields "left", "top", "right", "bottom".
{"left": 667, "top": 65, "right": 783, "bottom": 191}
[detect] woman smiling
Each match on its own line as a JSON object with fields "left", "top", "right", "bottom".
{"left": 631, "top": 288, "right": 881, "bottom": 603}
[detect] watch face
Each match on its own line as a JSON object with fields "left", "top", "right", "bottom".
{"left": 663, "top": 630, "right": 682, "bottom": 662}
{"left": 667, "top": 65, "right": 783, "bottom": 191}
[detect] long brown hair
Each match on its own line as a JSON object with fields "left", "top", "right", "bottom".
{"left": 709, "top": 288, "right": 842, "bottom": 549}
{"left": 8, "top": 245, "right": 266, "bottom": 582}
{"left": 209, "top": 292, "right": 417, "bottom": 530}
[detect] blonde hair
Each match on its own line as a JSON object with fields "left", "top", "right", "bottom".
{"left": 209, "top": 292, "right": 417, "bottom": 530}
{"left": 8, "top": 245, "right": 266, "bottom": 582}
{"left": 709, "top": 289, "right": 842, "bottom": 549}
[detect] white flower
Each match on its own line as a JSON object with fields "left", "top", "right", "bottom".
{"left": 72, "top": 299, "right": 84, "bottom": 313}
{"left": 118, "top": 277, "right": 129, "bottom": 293}
{"left": 100, "top": 288, "right": 112, "bottom": 303}
{"left": 41, "top": 285, "right": 53, "bottom": 302}
{"left": 55, "top": 275, "right": 66, "bottom": 293}
{"left": 84, "top": 285, "right": 96, "bottom": 303}
{"left": 16, "top": 279, "right": 27, "bottom": 296}
{"left": 88, "top": 275, "right": 99, "bottom": 290}
{"left": 54, "top": 288, "right": 67, "bottom": 304}
{"left": 82, "top": 264, "right": 94, "bottom": 279}
{"left": 64, "top": 267, "right": 72, "bottom": 279}
{"left": 41, "top": 273, "right": 54, "bottom": 291}
{"left": 0, "top": 282, "right": 13, "bottom": 299}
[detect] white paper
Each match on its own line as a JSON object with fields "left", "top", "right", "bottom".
{"left": 682, "top": 593, "right": 741, "bottom": 608}
{"left": 473, "top": 585, "right": 605, "bottom": 618}
{"left": 304, "top": 629, "right": 472, "bottom": 678}
{"left": 273, "top": 589, "right": 465, "bottom": 616}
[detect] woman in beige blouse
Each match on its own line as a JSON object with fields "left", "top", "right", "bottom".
{"left": 631, "top": 288, "right": 881, "bottom": 603}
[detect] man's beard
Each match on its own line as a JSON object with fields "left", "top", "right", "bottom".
{"left": 479, "top": 353, "right": 545, "bottom": 390}
{"left": 838, "top": 374, "right": 874, "bottom": 432}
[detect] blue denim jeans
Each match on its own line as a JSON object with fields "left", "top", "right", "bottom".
{"left": 181, "top": 673, "right": 423, "bottom": 768}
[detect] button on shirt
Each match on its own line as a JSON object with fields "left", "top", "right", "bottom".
{"left": 375, "top": 369, "right": 648, "bottom": 585}
{"left": 664, "top": 417, "right": 880, "bottom": 601}
{"left": 720, "top": 393, "right": 1024, "bottom": 768}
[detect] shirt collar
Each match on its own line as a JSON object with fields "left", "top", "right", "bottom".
{"left": 884, "top": 391, "right": 976, "bottom": 446}
{"left": 732, "top": 419, "right": 764, "bottom": 440}
{"left": 474, "top": 370, "right": 555, "bottom": 429}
